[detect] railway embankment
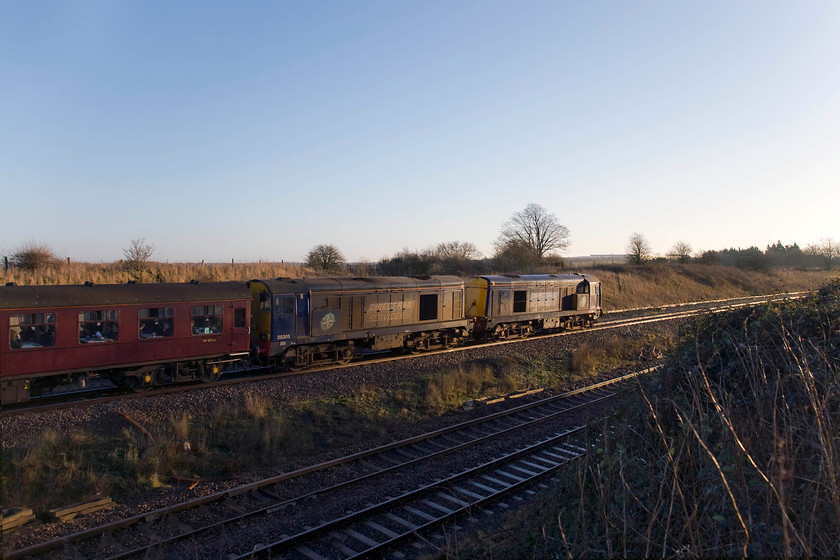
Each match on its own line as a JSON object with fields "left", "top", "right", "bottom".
{"left": 593, "top": 263, "right": 832, "bottom": 309}
{"left": 452, "top": 279, "right": 840, "bottom": 558}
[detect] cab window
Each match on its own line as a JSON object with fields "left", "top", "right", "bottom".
{"left": 275, "top": 297, "right": 294, "bottom": 314}
{"left": 9, "top": 313, "right": 56, "bottom": 349}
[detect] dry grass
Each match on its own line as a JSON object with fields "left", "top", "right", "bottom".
{"left": 449, "top": 280, "right": 840, "bottom": 558}
{"left": 593, "top": 263, "right": 833, "bottom": 309}
{"left": 570, "top": 334, "right": 670, "bottom": 374}
{"left": 1, "top": 260, "right": 313, "bottom": 285}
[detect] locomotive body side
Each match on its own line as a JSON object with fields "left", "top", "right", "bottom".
{"left": 1, "top": 282, "right": 252, "bottom": 404}
{"left": 249, "top": 276, "right": 469, "bottom": 369}
{"left": 465, "top": 273, "right": 601, "bottom": 338}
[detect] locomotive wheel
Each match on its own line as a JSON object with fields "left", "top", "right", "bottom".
{"left": 336, "top": 348, "right": 354, "bottom": 365}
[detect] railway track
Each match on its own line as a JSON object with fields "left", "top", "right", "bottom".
{"left": 4, "top": 368, "right": 653, "bottom": 559}
{"left": 1, "top": 292, "right": 802, "bottom": 417}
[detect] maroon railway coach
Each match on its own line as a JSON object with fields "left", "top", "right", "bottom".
{"left": 1, "top": 281, "right": 252, "bottom": 404}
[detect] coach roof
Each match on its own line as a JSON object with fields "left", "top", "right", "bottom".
{"left": 0, "top": 282, "right": 252, "bottom": 310}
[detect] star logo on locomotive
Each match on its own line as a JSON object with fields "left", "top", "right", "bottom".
{"left": 320, "top": 312, "right": 336, "bottom": 331}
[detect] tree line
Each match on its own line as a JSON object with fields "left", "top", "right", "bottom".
{"left": 4, "top": 208, "right": 838, "bottom": 277}
{"left": 625, "top": 232, "right": 839, "bottom": 271}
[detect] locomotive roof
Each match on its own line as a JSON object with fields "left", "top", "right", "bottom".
{"left": 0, "top": 281, "right": 252, "bottom": 310}
{"left": 478, "top": 273, "right": 599, "bottom": 286}
{"left": 253, "top": 275, "right": 464, "bottom": 294}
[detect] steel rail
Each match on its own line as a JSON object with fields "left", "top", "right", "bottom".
{"left": 5, "top": 367, "right": 654, "bottom": 559}
{"left": 232, "top": 426, "right": 588, "bottom": 559}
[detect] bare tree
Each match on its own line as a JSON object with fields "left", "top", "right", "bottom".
{"left": 626, "top": 232, "right": 652, "bottom": 265}
{"left": 123, "top": 238, "right": 155, "bottom": 274}
{"left": 669, "top": 241, "right": 693, "bottom": 263}
{"left": 306, "top": 244, "right": 346, "bottom": 273}
{"left": 496, "top": 203, "right": 570, "bottom": 260}
{"left": 425, "top": 241, "right": 481, "bottom": 274}
{"left": 805, "top": 238, "right": 839, "bottom": 270}
{"left": 493, "top": 239, "right": 539, "bottom": 273}
{"left": 10, "top": 241, "right": 58, "bottom": 270}
{"left": 428, "top": 241, "right": 481, "bottom": 262}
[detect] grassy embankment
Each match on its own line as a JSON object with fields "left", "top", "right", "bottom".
{"left": 448, "top": 279, "right": 840, "bottom": 558}
{"left": 1, "top": 265, "right": 835, "bottom": 515}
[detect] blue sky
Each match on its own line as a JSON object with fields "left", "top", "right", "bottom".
{"left": 2, "top": 1, "right": 838, "bottom": 263}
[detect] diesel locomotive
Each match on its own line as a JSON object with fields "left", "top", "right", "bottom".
{"left": 1, "top": 273, "right": 601, "bottom": 404}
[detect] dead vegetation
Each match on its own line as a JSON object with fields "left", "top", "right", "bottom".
{"left": 451, "top": 279, "right": 840, "bottom": 558}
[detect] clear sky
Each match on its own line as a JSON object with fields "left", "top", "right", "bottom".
{"left": 2, "top": 1, "right": 838, "bottom": 263}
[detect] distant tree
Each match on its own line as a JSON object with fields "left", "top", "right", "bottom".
{"left": 493, "top": 239, "right": 539, "bottom": 273}
{"left": 123, "top": 238, "right": 155, "bottom": 276}
{"left": 805, "top": 238, "right": 839, "bottom": 270}
{"left": 697, "top": 250, "right": 720, "bottom": 265}
{"left": 765, "top": 241, "right": 806, "bottom": 268}
{"left": 350, "top": 259, "right": 374, "bottom": 277}
{"left": 668, "top": 241, "right": 693, "bottom": 263}
{"left": 10, "top": 241, "right": 58, "bottom": 270}
{"left": 626, "top": 233, "right": 652, "bottom": 265}
{"left": 306, "top": 244, "right": 346, "bottom": 273}
{"left": 378, "top": 249, "right": 432, "bottom": 276}
{"left": 425, "top": 241, "right": 482, "bottom": 275}
{"left": 496, "top": 203, "right": 570, "bottom": 260}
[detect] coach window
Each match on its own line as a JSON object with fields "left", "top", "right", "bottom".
{"left": 513, "top": 290, "right": 527, "bottom": 313}
{"left": 192, "top": 305, "right": 223, "bottom": 335}
{"left": 234, "top": 307, "right": 247, "bottom": 328}
{"left": 9, "top": 313, "right": 56, "bottom": 349}
{"left": 139, "top": 307, "right": 174, "bottom": 338}
{"left": 79, "top": 310, "right": 119, "bottom": 343}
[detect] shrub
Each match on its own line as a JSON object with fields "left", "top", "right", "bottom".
{"left": 10, "top": 241, "right": 58, "bottom": 271}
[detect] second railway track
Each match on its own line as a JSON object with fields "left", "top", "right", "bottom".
{"left": 5, "top": 368, "right": 654, "bottom": 560}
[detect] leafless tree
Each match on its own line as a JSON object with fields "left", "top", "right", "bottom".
{"left": 493, "top": 239, "right": 539, "bottom": 273}
{"left": 10, "top": 241, "right": 58, "bottom": 270}
{"left": 306, "top": 244, "right": 346, "bottom": 273}
{"left": 496, "top": 203, "right": 570, "bottom": 260}
{"left": 805, "top": 238, "right": 839, "bottom": 270}
{"left": 123, "top": 238, "right": 155, "bottom": 275}
{"left": 669, "top": 241, "right": 693, "bottom": 263}
{"left": 427, "top": 241, "right": 481, "bottom": 262}
{"left": 626, "top": 232, "right": 652, "bottom": 265}
{"left": 425, "top": 241, "right": 482, "bottom": 275}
